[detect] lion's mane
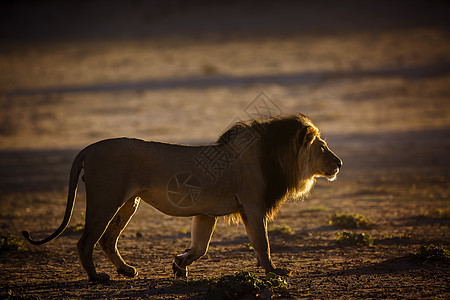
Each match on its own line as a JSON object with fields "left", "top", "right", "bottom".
{"left": 218, "top": 114, "right": 320, "bottom": 221}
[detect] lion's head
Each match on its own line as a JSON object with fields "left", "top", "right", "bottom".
{"left": 219, "top": 113, "right": 342, "bottom": 220}
{"left": 309, "top": 135, "right": 342, "bottom": 181}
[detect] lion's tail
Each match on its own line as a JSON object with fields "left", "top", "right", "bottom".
{"left": 22, "top": 147, "right": 87, "bottom": 245}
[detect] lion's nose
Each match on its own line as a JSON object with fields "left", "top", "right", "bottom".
{"left": 337, "top": 160, "right": 342, "bottom": 169}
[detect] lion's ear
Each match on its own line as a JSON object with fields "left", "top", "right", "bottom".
{"left": 301, "top": 126, "right": 317, "bottom": 146}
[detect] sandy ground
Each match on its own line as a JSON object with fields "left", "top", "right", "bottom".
{"left": 0, "top": 1, "right": 449, "bottom": 299}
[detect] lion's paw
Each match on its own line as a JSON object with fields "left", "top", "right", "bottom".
{"left": 172, "top": 257, "right": 188, "bottom": 279}
{"left": 118, "top": 266, "right": 138, "bottom": 278}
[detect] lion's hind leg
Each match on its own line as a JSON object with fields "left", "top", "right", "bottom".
{"left": 173, "top": 215, "right": 217, "bottom": 278}
{"left": 77, "top": 195, "right": 123, "bottom": 282}
{"left": 99, "top": 197, "right": 140, "bottom": 278}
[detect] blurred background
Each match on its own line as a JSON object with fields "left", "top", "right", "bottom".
{"left": 0, "top": 0, "right": 449, "bottom": 188}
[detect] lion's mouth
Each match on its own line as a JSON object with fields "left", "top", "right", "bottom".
{"left": 325, "top": 168, "right": 340, "bottom": 181}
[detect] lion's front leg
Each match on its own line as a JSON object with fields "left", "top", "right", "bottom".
{"left": 173, "top": 214, "right": 217, "bottom": 278}
{"left": 243, "top": 214, "right": 291, "bottom": 276}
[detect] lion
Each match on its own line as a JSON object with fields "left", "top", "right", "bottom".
{"left": 22, "top": 113, "right": 342, "bottom": 282}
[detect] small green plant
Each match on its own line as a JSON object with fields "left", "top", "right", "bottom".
{"left": 423, "top": 208, "right": 450, "bottom": 219}
{"left": 1, "top": 289, "right": 40, "bottom": 300}
{"left": 204, "top": 270, "right": 288, "bottom": 299}
{"left": 243, "top": 243, "right": 254, "bottom": 251}
{"left": 269, "top": 225, "right": 294, "bottom": 235}
{"left": 263, "top": 272, "right": 289, "bottom": 290}
{"left": 67, "top": 213, "right": 85, "bottom": 232}
{"left": 67, "top": 223, "right": 84, "bottom": 232}
{"left": 0, "top": 210, "right": 21, "bottom": 218}
{"left": 301, "top": 206, "right": 329, "bottom": 213}
{"left": 411, "top": 244, "right": 450, "bottom": 263}
{"left": 0, "top": 233, "right": 26, "bottom": 253}
{"left": 335, "top": 232, "right": 373, "bottom": 246}
{"left": 328, "top": 213, "right": 372, "bottom": 228}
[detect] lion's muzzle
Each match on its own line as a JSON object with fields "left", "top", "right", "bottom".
{"left": 327, "top": 158, "right": 342, "bottom": 181}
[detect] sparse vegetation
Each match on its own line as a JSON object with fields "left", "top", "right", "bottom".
{"left": 67, "top": 213, "right": 86, "bottom": 233}
{"left": 269, "top": 225, "right": 295, "bottom": 235}
{"left": 300, "top": 206, "right": 329, "bottom": 213}
{"left": 0, "top": 210, "right": 21, "bottom": 218}
{"left": 1, "top": 289, "right": 40, "bottom": 300}
{"left": 423, "top": 208, "right": 450, "bottom": 219}
{"left": 335, "top": 232, "right": 373, "bottom": 246}
{"left": 410, "top": 244, "right": 450, "bottom": 263}
{"left": 378, "top": 232, "right": 411, "bottom": 240}
{"left": 67, "top": 223, "right": 84, "bottom": 233}
{"left": 243, "top": 243, "right": 254, "bottom": 251}
{"left": 200, "top": 270, "right": 289, "bottom": 299}
{"left": 328, "top": 213, "right": 372, "bottom": 229}
{"left": 0, "top": 233, "right": 26, "bottom": 253}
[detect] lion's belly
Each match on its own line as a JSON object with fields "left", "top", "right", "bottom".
{"left": 137, "top": 189, "right": 239, "bottom": 217}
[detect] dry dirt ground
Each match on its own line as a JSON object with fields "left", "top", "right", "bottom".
{"left": 0, "top": 1, "right": 449, "bottom": 299}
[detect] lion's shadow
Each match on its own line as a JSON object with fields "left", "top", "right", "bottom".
{"left": 319, "top": 256, "right": 440, "bottom": 278}
{"left": 6, "top": 277, "right": 207, "bottom": 299}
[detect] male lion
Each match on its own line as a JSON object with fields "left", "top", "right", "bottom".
{"left": 23, "top": 114, "right": 342, "bottom": 282}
